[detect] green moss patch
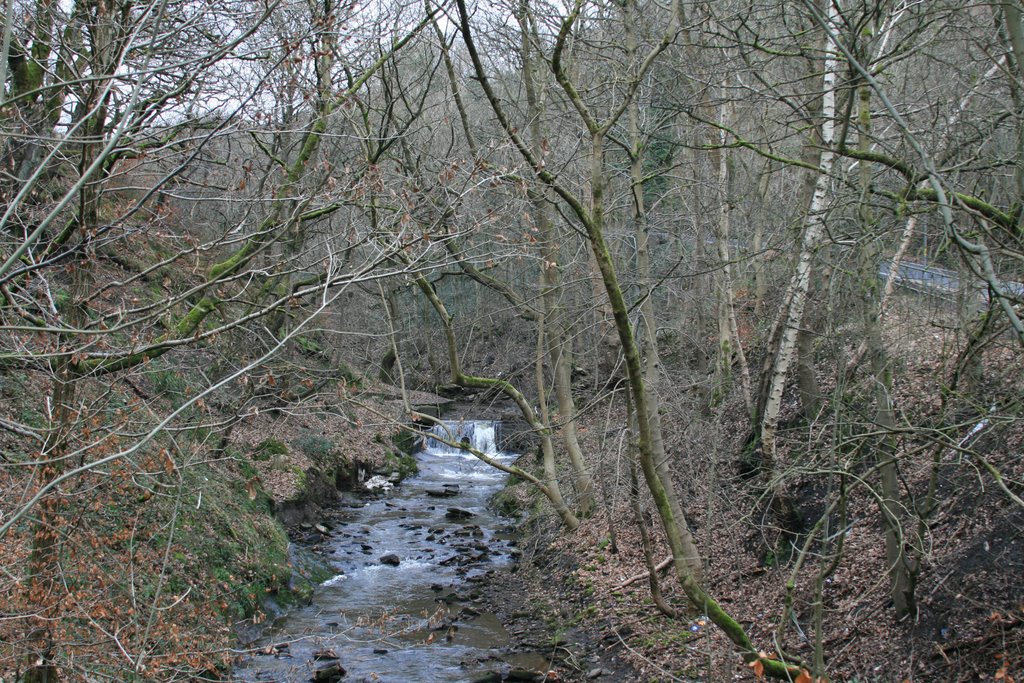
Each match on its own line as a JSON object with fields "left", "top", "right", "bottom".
{"left": 381, "top": 449, "right": 418, "bottom": 480}
{"left": 390, "top": 428, "right": 419, "bottom": 455}
{"left": 253, "top": 438, "right": 288, "bottom": 462}
{"left": 489, "top": 474, "right": 529, "bottom": 518}
{"left": 169, "top": 464, "right": 293, "bottom": 620}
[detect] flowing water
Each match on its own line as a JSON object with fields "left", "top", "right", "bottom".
{"left": 233, "top": 420, "right": 527, "bottom": 683}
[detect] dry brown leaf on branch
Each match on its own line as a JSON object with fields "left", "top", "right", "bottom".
{"left": 245, "top": 477, "right": 259, "bottom": 501}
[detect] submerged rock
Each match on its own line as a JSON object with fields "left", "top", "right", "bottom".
{"left": 471, "top": 671, "right": 502, "bottom": 683}
{"left": 312, "top": 649, "right": 338, "bottom": 661}
{"left": 446, "top": 507, "right": 475, "bottom": 521}
{"left": 311, "top": 662, "right": 346, "bottom": 682}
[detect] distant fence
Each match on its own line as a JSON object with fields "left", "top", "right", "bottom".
{"left": 879, "top": 261, "right": 1024, "bottom": 306}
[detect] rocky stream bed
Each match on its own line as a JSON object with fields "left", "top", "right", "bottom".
{"left": 231, "top": 421, "right": 637, "bottom": 683}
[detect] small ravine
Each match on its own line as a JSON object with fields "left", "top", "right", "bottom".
{"left": 233, "top": 420, "right": 539, "bottom": 683}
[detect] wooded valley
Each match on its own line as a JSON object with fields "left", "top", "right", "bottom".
{"left": 1, "top": 0, "right": 1022, "bottom": 680}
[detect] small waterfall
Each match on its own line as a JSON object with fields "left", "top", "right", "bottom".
{"left": 423, "top": 420, "right": 501, "bottom": 455}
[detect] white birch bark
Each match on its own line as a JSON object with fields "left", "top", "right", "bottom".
{"left": 759, "top": 0, "right": 839, "bottom": 469}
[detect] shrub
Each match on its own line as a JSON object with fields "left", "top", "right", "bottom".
{"left": 293, "top": 430, "right": 335, "bottom": 459}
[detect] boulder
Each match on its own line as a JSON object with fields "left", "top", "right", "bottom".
{"left": 311, "top": 662, "right": 346, "bottom": 682}
{"left": 445, "top": 507, "right": 475, "bottom": 521}
{"left": 379, "top": 553, "right": 401, "bottom": 566}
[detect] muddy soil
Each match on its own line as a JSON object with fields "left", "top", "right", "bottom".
{"left": 463, "top": 554, "right": 640, "bottom": 683}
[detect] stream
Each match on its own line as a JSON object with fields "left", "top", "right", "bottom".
{"left": 233, "top": 420, "right": 539, "bottom": 683}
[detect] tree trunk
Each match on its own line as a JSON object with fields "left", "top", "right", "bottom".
{"left": 856, "top": 83, "right": 915, "bottom": 618}
{"left": 796, "top": 324, "right": 821, "bottom": 421}
{"left": 586, "top": 108, "right": 703, "bottom": 576}
{"left": 625, "top": 383, "right": 678, "bottom": 617}
{"left": 516, "top": 6, "right": 596, "bottom": 515}
{"left": 709, "top": 89, "right": 752, "bottom": 412}
{"left": 22, "top": 14, "right": 110, "bottom": 669}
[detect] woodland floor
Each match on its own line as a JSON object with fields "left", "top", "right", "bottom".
{"left": 482, "top": 315, "right": 1024, "bottom": 682}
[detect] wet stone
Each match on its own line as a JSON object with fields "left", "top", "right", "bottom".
{"left": 379, "top": 553, "right": 401, "bottom": 566}
{"left": 311, "top": 662, "right": 346, "bottom": 682}
{"left": 312, "top": 649, "right": 338, "bottom": 661}
{"left": 471, "top": 672, "right": 502, "bottom": 683}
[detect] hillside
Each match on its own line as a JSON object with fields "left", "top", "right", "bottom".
{"left": 2, "top": 0, "right": 1023, "bottom": 680}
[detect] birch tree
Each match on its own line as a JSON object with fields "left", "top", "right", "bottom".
{"left": 758, "top": 0, "right": 838, "bottom": 488}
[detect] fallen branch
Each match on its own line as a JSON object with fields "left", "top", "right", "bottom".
{"left": 614, "top": 556, "right": 673, "bottom": 590}
{"left": 0, "top": 415, "right": 43, "bottom": 443}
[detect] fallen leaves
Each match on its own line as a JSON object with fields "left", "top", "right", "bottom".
{"left": 748, "top": 653, "right": 766, "bottom": 679}
{"left": 160, "top": 448, "right": 176, "bottom": 475}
